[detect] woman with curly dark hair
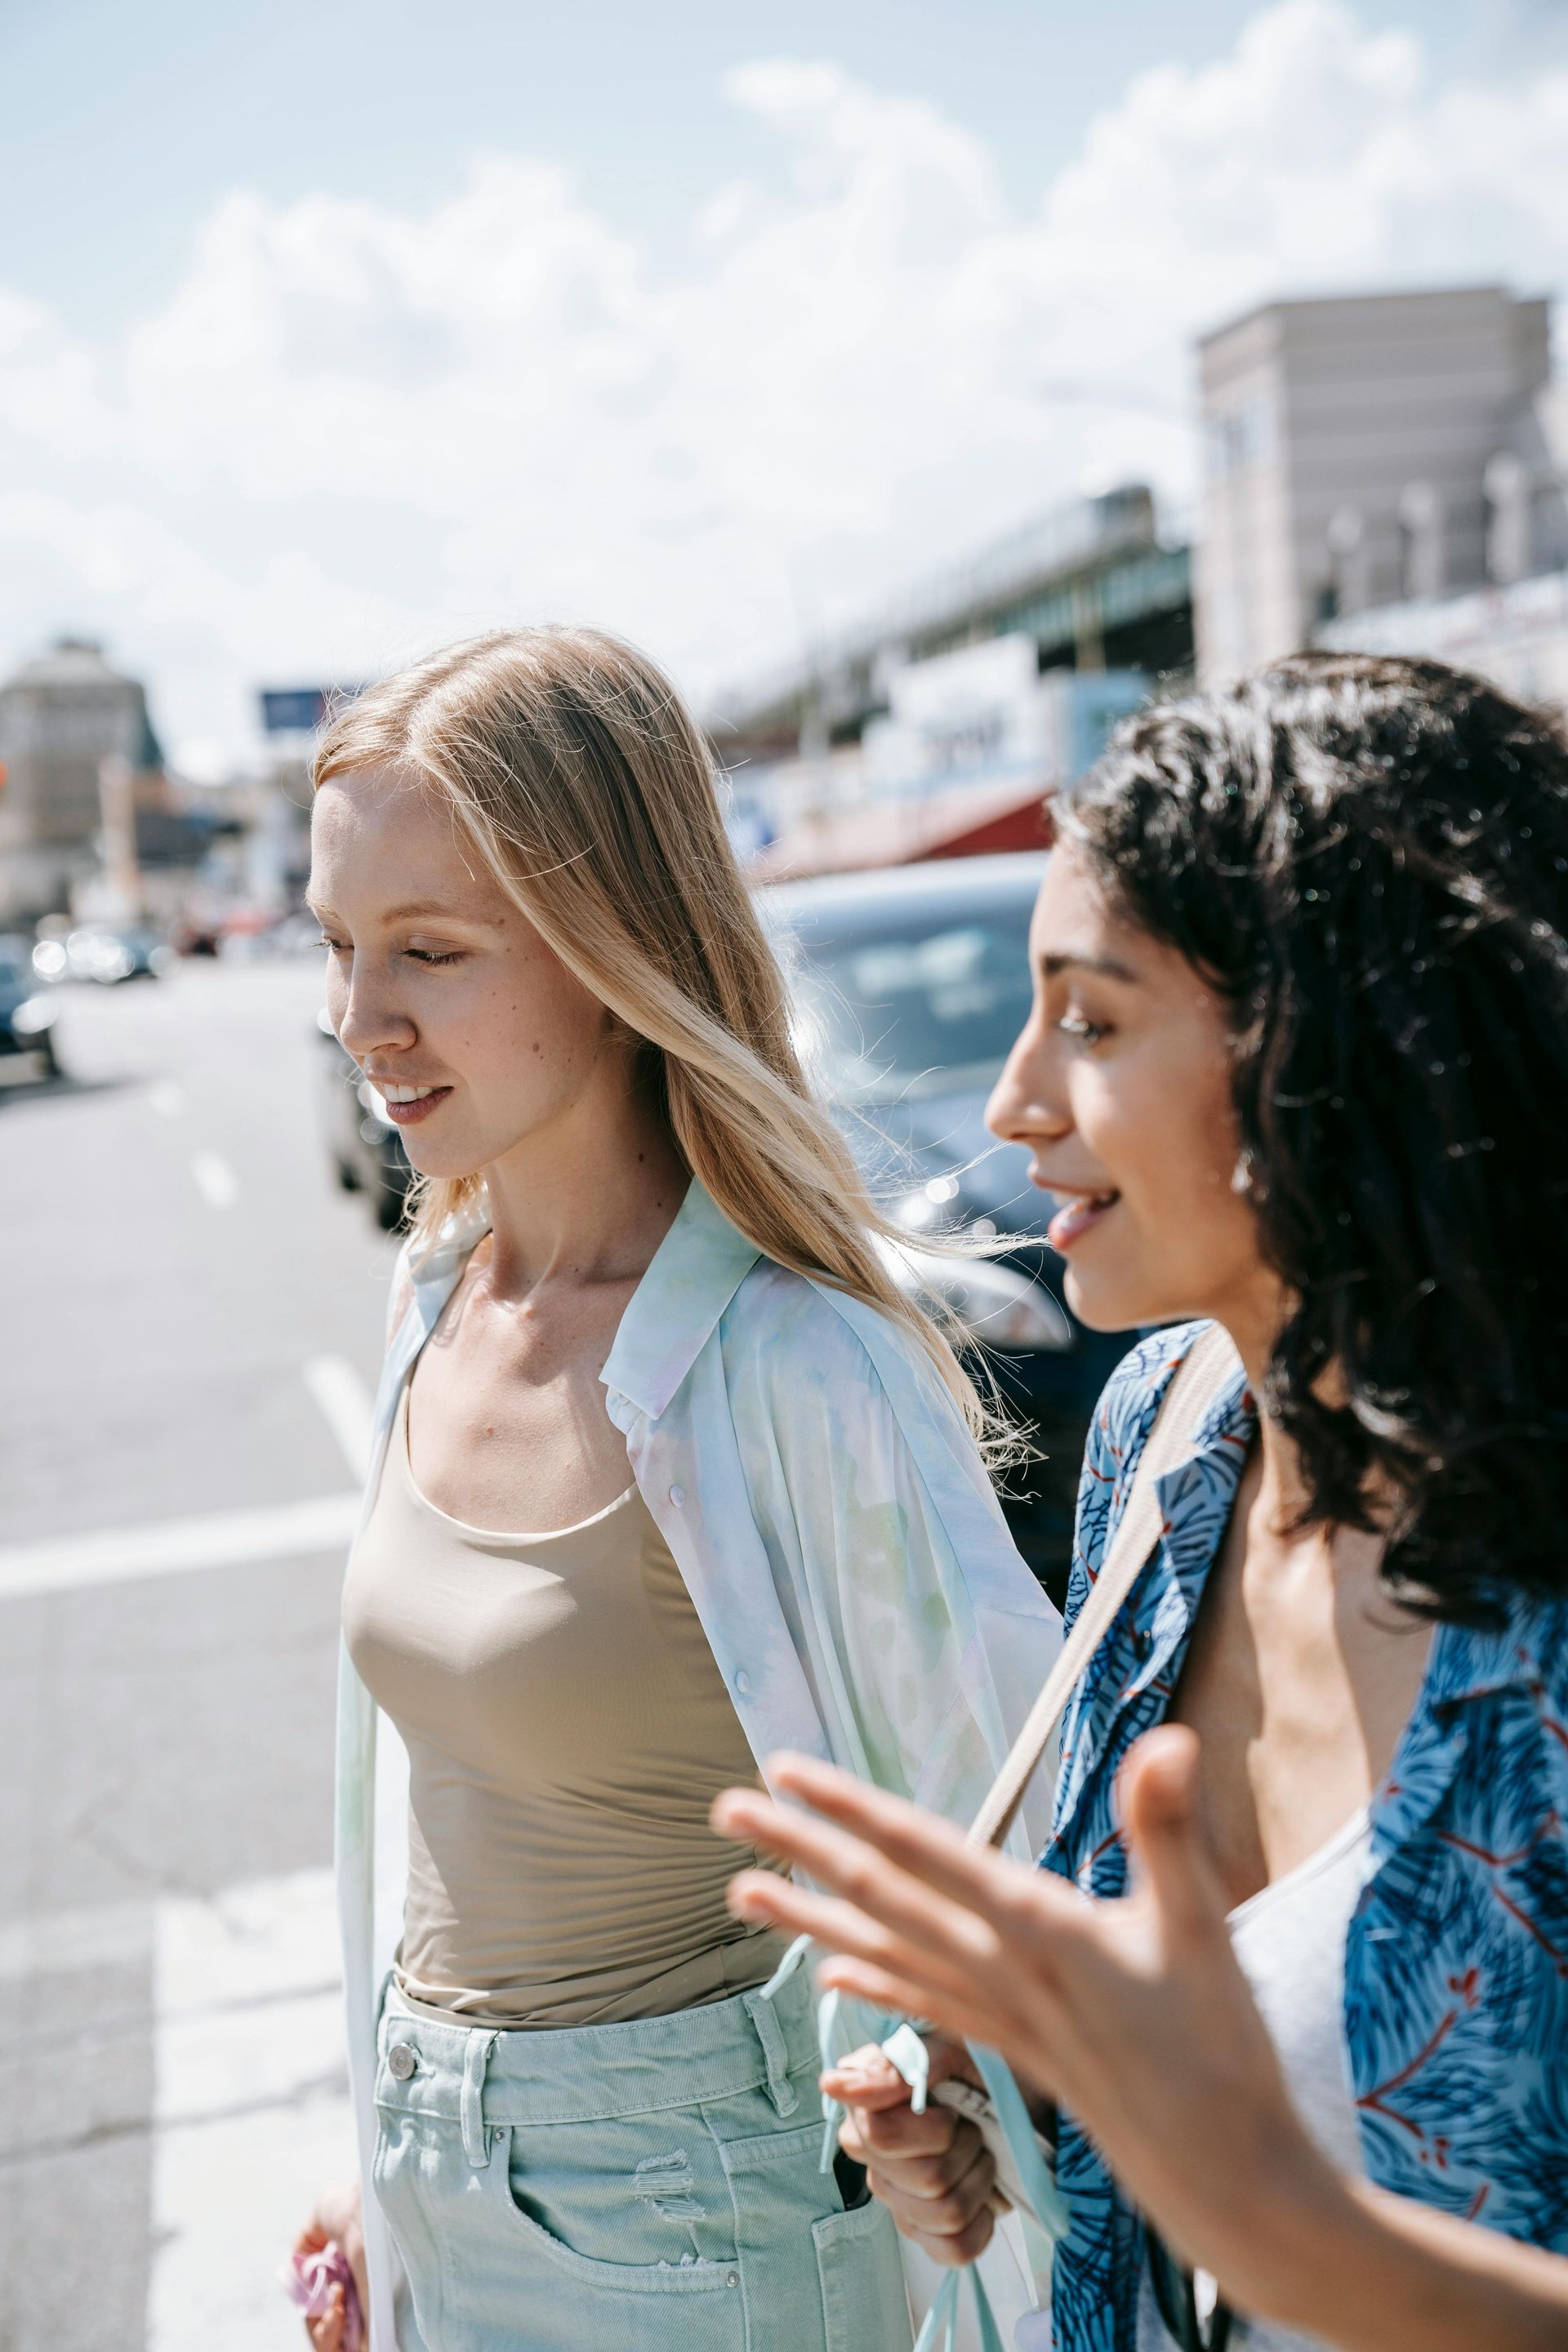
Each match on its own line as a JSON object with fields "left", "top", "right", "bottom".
{"left": 713, "top": 652, "right": 1568, "bottom": 2351}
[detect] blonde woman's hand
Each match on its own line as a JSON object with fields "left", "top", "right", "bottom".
{"left": 825, "top": 2038, "right": 997, "bottom": 2267}
{"left": 294, "top": 2181, "right": 367, "bottom": 2352}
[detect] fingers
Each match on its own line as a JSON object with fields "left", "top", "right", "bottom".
{"left": 726, "top": 1867, "right": 1000, "bottom": 2020}
{"left": 718, "top": 1788, "right": 1006, "bottom": 1976}
{"left": 723, "top": 1756, "right": 1066, "bottom": 1933}
{"left": 822, "top": 2043, "right": 914, "bottom": 2112}
{"left": 905, "top": 2209, "right": 997, "bottom": 2267}
{"left": 306, "top": 2284, "right": 345, "bottom": 2352}
{"left": 817, "top": 1954, "right": 1023, "bottom": 2067}
{"left": 840, "top": 2098, "right": 977, "bottom": 2167}
{"left": 826, "top": 2034, "right": 982, "bottom": 2118}
{"left": 1118, "top": 1726, "right": 1227, "bottom": 1949}
{"left": 862, "top": 2128, "right": 999, "bottom": 2261}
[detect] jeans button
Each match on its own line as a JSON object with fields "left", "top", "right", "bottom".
{"left": 725, "top": 2270, "right": 739, "bottom": 2288}
{"left": 387, "top": 2042, "right": 418, "bottom": 2081}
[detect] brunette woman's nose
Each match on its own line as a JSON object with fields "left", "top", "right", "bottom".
{"left": 987, "top": 1026, "right": 1070, "bottom": 1147}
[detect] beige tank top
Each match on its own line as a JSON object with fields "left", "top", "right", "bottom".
{"left": 341, "top": 1375, "right": 786, "bottom": 2027}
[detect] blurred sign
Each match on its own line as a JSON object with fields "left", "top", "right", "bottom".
{"left": 259, "top": 686, "right": 363, "bottom": 735}
{"left": 260, "top": 688, "right": 329, "bottom": 735}
{"left": 862, "top": 635, "right": 1146, "bottom": 800}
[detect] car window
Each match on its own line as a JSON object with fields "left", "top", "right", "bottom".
{"left": 782, "top": 898, "right": 1036, "bottom": 1105}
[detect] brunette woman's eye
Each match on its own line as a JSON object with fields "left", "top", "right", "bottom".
{"left": 1058, "top": 1010, "right": 1109, "bottom": 1046}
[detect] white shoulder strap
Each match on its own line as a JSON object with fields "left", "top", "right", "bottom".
{"left": 968, "top": 1323, "right": 1241, "bottom": 1852}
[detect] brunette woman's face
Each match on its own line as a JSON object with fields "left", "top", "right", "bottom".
{"left": 986, "top": 843, "right": 1277, "bottom": 1336}
{"left": 309, "top": 765, "right": 616, "bottom": 1180}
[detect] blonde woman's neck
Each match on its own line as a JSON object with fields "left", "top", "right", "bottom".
{"left": 479, "top": 1060, "right": 688, "bottom": 1303}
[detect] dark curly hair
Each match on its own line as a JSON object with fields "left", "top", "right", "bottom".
{"left": 1057, "top": 649, "right": 1568, "bottom": 1624}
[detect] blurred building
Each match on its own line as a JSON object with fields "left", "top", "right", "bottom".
{"left": 0, "top": 635, "right": 240, "bottom": 927}
{"left": 1196, "top": 285, "right": 1568, "bottom": 685}
{"left": 0, "top": 637, "right": 159, "bottom": 922}
{"left": 713, "top": 484, "right": 1191, "bottom": 875}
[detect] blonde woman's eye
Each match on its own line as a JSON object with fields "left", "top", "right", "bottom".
{"left": 406, "top": 947, "right": 463, "bottom": 967}
{"left": 1058, "top": 1011, "right": 1108, "bottom": 1045}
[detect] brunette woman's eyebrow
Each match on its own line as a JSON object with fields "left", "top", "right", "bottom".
{"left": 1040, "top": 950, "right": 1141, "bottom": 983}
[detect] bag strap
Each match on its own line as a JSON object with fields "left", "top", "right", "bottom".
{"left": 967, "top": 1323, "right": 1242, "bottom": 1852}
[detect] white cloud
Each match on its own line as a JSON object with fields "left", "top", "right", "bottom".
{"left": 2, "top": 0, "right": 1566, "bottom": 768}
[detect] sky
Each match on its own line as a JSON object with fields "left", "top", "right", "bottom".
{"left": 2, "top": 0, "right": 1567, "bottom": 774}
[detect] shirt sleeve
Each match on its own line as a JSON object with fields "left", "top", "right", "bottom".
{"left": 724, "top": 1263, "right": 1062, "bottom": 1860}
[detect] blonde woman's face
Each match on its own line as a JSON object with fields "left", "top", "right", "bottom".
{"left": 309, "top": 764, "right": 617, "bottom": 1180}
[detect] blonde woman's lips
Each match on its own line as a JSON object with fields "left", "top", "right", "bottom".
{"left": 376, "top": 1084, "right": 452, "bottom": 1127}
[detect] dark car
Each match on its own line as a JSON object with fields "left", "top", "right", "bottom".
{"left": 314, "top": 1009, "right": 412, "bottom": 1230}
{"left": 0, "top": 941, "right": 61, "bottom": 1079}
{"left": 762, "top": 853, "right": 1134, "bottom": 1600}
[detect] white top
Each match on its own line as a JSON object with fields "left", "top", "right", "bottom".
{"left": 1136, "top": 1806, "right": 1376, "bottom": 2351}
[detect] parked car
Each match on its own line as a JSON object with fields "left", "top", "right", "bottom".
{"left": 762, "top": 853, "right": 1134, "bottom": 1599}
{"left": 0, "top": 941, "right": 62, "bottom": 1079}
{"left": 314, "top": 1009, "right": 412, "bottom": 1230}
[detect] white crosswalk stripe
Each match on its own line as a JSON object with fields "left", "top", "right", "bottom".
{"left": 147, "top": 1869, "right": 354, "bottom": 2351}
{"left": 0, "top": 1494, "right": 361, "bottom": 1599}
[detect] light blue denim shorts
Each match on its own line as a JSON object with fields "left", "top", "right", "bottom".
{"left": 372, "top": 1971, "right": 911, "bottom": 2352}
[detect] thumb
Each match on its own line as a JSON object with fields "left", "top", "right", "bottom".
{"left": 1118, "top": 1726, "right": 1227, "bottom": 1948}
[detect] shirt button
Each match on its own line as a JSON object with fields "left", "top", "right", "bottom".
{"left": 387, "top": 2042, "right": 418, "bottom": 2081}
{"left": 734, "top": 1669, "right": 751, "bottom": 1696}
{"left": 668, "top": 1483, "right": 685, "bottom": 1507}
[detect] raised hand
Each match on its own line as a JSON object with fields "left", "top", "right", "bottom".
{"left": 712, "top": 1731, "right": 1336, "bottom": 2314}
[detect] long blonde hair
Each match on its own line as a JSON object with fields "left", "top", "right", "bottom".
{"left": 314, "top": 626, "right": 1007, "bottom": 1458}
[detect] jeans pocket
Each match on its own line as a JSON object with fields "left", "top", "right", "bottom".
{"left": 495, "top": 2126, "right": 743, "bottom": 2298}
{"left": 813, "top": 2199, "right": 911, "bottom": 2352}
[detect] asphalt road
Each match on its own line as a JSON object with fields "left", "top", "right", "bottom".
{"left": 0, "top": 956, "right": 397, "bottom": 2352}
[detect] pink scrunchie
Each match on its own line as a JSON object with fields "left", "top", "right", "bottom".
{"left": 281, "top": 2243, "right": 364, "bottom": 2351}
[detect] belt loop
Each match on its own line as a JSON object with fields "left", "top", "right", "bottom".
{"left": 742, "top": 1986, "right": 799, "bottom": 2118}
{"left": 461, "top": 2028, "right": 498, "bottom": 2168}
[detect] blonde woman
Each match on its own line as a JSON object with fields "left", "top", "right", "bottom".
{"left": 292, "top": 629, "right": 1059, "bottom": 2352}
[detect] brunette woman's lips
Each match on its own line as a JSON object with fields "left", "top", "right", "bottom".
{"left": 1044, "top": 1187, "right": 1120, "bottom": 1252}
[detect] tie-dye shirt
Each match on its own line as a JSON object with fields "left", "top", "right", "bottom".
{"left": 336, "top": 1177, "right": 1063, "bottom": 2352}
{"left": 1045, "top": 1321, "right": 1568, "bottom": 2352}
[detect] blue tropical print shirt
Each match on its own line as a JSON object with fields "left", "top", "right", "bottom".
{"left": 1045, "top": 1322, "right": 1568, "bottom": 2352}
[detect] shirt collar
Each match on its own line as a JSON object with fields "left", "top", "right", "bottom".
{"left": 1057, "top": 1360, "right": 1255, "bottom": 1820}
{"left": 600, "top": 1177, "right": 762, "bottom": 1421}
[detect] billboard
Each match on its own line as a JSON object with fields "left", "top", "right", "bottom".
{"left": 258, "top": 685, "right": 363, "bottom": 735}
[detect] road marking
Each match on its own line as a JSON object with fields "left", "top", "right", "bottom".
{"left": 191, "top": 1149, "right": 238, "bottom": 1207}
{"left": 148, "top": 1869, "right": 354, "bottom": 2352}
{"left": 148, "top": 1081, "right": 186, "bottom": 1118}
{"left": 0, "top": 1492, "right": 361, "bottom": 1599}
{"left": 303, "top": 1355, "right": 376, "bottom": 1481}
